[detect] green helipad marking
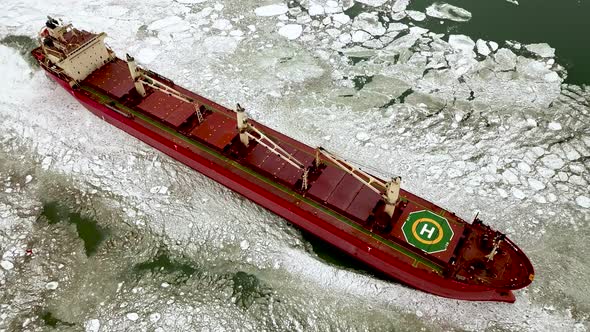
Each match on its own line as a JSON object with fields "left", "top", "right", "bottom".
{"left": 402, "top": 210, "right": 454, "bottom": 254}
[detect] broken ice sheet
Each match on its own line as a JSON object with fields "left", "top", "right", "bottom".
{"left": 448, "top": 34, "right": 476, "bottom": 56}
{"left": 475, "top": 39, "right": 491, "bottom": 56}
{"left": 525, "top": 43, "right": 556, "bottom": 58}
{"left": 352, "top": 12, "right": 387, "bottom": 36}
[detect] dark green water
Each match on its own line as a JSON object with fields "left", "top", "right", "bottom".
{"left": 132, "top": 251, "right": 198, "bottom": 284}
{"left": 41, "top": 202, "right": 108, "bottom": 256}
{"left": 410, "top": 0, "right": 590, "bottom": 85}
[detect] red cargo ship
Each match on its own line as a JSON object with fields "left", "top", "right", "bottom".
{"left": 32, "top": 18, "right": 534, "bottom": 302}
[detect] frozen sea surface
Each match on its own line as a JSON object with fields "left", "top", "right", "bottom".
{"left": 1, "top": 0, "right": 589, "bottom": 331}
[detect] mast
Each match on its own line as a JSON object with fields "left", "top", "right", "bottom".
{"left": 126, "top": 55, "right": 204, "bottom": 124}
{"left": 126, "top": 54, "right": 146, "bottom": 97}
{"left": 315, "top": 147, "right": 401, "bottom": 217}
{"left": 234, "top": 105, "right": 309, "bottom": 190}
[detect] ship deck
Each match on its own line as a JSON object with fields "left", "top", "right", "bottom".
{"left": 74, "top": 55, "right": 533, "bottom": 292}
{"left": 79, "top": 58, "right": 470, "bottom": 269}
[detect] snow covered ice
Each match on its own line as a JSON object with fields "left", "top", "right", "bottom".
{"left": 1, "top": 0, "right": 590, "bottom": 331}
{"left": 278, "top": 24, "right": 303, "bottom": 40}
{"left": 254, "top": 4, "right": 288, "bottom": 17}
{"left": 426, "top": 3, "right": 472, "bottom": 22}
{"left": 525, "top": 43, "right": 556, "bottom": 58}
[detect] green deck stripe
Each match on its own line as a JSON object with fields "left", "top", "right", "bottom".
{"left": 80, "top": 85, "right": 443, "bottom": 273}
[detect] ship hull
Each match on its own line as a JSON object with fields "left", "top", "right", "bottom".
{"left": 44, "top": 69, "right": 516, "bottom": 303}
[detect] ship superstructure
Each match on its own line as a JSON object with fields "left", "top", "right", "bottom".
{"left": 32, "top": 18, "right": 534, "bottom": 302}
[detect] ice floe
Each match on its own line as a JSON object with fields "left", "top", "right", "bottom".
{"left": 147, "top": 16, "right": 187, "bottom": 32}
{"left": 406, "top": 10, "right": 426, "bottom": 22}
{"left": 332, "top": 13, "right": 351, "bottom": 25}
{"left": 475, "top": 39, "right": 491, "bottom": 56}
{"left": 502, "top": 169, "right": 520, "bottom": 185}
{"left": 353, "top": 12, "right": 386, "bottom": 36}
{"left": 309, "top": 4, "right": 325, "bottom": 16}
{"left": 211, "top": 18, "right": 232, "bottom": 31}
{"left": 525, "top": 43, "right": 556, "bottom": 58}
{"left": 149, "top": 313, "right": 161, "bottom": 323}
{"left": 548, "top": 122, "right": 562, "bottom": 130}
{"left": 448, "top": 34, "right": 476, "bottom": 55}
{"left": 356, "top": 132, "right": 371, "bottom": 142}
{"left": 541, "top": 154, "right": 565, "bottom": 170}
{"left": 240, "top": 240, "right": 250, "bottom": 250}
{"left": 352, "top": 30, "right": 372, "bottom": 43}
{"left": 494, "top": 48, "right": 518, "bottom": 70}
{"left": 575, "top": 196, "right": 590, "bottom": 208}
{"left": 84, "top": 319, "right": 100, "bottom": 332}
{"left": 278, "top": 24, "right": 303, "bottom": 40}
{"left": 391, "top": 0, "right": 410, "bottom": 12}
{"left": 528, "top": 178, "right": 546, "bottom": 191}
{"left": 356, "top": 0, "right": 389, "bottom": 7}
{"left": 426, "top": 3, "right": 472, "bottom": 22}
{"left": 45, "top": 281, "right": 59, "bottom": 290}
{"left": 254, "top": 4, "right": 288, "bottom": 17}
{"left": 512, "top": 188, "right": 526, "bottom": 200}
{"left": 0, "top": 260, "right": 13, "bottom": 270}
{"left": 489, "top": 41, "right": 499, "bottom": 51}
{"left": 126, "top": 312, "right": 139, "bottom": 321}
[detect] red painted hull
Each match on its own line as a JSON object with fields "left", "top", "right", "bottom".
{"left": 43, "top": 69, "right": 518, "bottom": 303}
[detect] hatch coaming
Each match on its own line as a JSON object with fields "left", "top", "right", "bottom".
{"left": 76, "top": 68, "right": 447, "bottom": 275}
